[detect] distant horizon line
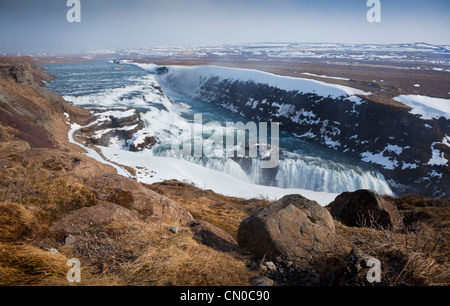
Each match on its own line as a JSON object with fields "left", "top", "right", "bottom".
{"left": 2, "top": 41, "right": 450, "bottom": 56}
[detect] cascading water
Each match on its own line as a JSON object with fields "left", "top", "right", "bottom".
{"left": 151, "top": 65, "right": 393, "bottom": 195}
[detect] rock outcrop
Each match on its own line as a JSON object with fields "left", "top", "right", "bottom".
{"left": 53, "top": 201, "right": 140, "bottom": 234}
{"left": 190, "top": 219, "right": 237, "bottom": 252}
{"left": 86, "top": 173, "right": 194, "bottom": 225}
{"left": 0, "top": 57, "right": 93, "bottom": 152}
{"left": 0, "top": 57, "right": 55, "bottom": 86}
{"left": 327, "top": 189, "right": 403, "bottom": 230}
{"left": 6, "top": 64, "right": 34, "bottom": 85}
{"left": 129, "top": 135, "right": 157, "bottom": 152}
{"left": 237, "top": 194, "right": 335, "bottom": 260}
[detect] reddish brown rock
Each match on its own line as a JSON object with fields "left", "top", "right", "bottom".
{"left": 53, "top": 201, "right": 140, "bottom": 234}
{"left": 86, "top": 174, "right": 194, "bottom": 225}
{"left": 190, "top": 219, "right": 237, "bottom": 252}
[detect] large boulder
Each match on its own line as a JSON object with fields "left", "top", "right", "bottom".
{"left": 237, "top": 194, "right": 335, "bottom": 260}
{"left": 86, "top": 174, "right": 194, "bottom": 225}
{"left": 327, "top": 189, "right": 403, "bottom": 229}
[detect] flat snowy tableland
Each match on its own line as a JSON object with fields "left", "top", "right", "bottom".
{"left": 132, "top": 63, "right": 371, "bottom": 99}
{"left": 393, "top": 95, "right": 450, "bottom": 120}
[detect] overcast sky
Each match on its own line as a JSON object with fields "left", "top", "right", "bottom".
{"left": 0, "top": 0, "right": 449, "bottom": 54}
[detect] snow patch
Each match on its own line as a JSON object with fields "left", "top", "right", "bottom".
{"left": 323, "top": 136, "right": 340, "bottom": 149}
{"left": 347, "top": 96, "right": 366, "bottom": 105}
{"left": 401, "top": 162, "right": 418, "bottom": 170}
{"left": 442, "top": 135, "right": 450, "bottom": 148}
{"left": 301, "top": 72, "right": 350, "bottom": 81}
{"left": 67, "top": 120, "right": 132, "bottom": 177}
{"left": 393, "top": 95, "right": 450, "bottom": 120}
{"left": 429, "top": 170, "right": 443, "bottom": 179}
{"left": 360, "top": 148, "right": 400, "bottom": 170}
{"left": 272, "top": 102, "right": 296, "bottom": 117}
{"left": 428, "top": 142, "right": 448, "bottom": 166}
{"left": 385, "top": 144, "right": 403, "bottom": 155}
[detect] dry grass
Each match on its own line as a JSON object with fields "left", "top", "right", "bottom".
{"left": 0, "top": 242, "right": 70, "bottom": 286}
{"left": 307, "top": 205, "right": 450, "bottom": 286}
{"left": 348, "top": 222, "right": 449, "bottom": 286}
{"left": 0, "top": 202, "right": 39, "bottom": 242}
{"left": 0, "top": 149, "right": 260, "bottom": 286}
{"left": 119, "top": 231, "right": 254, "bottom": 286}
{"left": 146, "top": 180, "right": 270, "bottom": 238}
{"left": 55, "top": 220, "right": 255, "bottom": 286}
{"left": 0, "top": 174, "right": 97, "bottom": 225}
{"left": 0, "top": 217, "right": 255, "bottom": 286}
{"left": 0, "top": 242, "right": 126, "bottom": 286}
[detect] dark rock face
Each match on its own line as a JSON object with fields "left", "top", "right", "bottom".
{"left": 8, "top": 64, "right": 34, "bottom": 85}
{"left": 156, "top": 67, "right": 169, "bottom": 75}
{"left": 0, "top": 109, "right": 57, "bottom": 149}
{"left": 78, "top": 108, "right": 151, "bottom": 150}
{"left": 247, "top": 256, "right": 333, "bottom": 286}
{"left": 237, "top": 194, "right": 335, "bottom": 260}
{"left": 0, "top": 63, "right": 34, "bottom": 85}
{"left": 175, "top": 75, "right": 450, "bottom": 198}
{"left": 328, "top": 189, "right": 403, "bottom": 230}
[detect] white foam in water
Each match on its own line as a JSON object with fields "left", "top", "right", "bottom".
{"left": 273, "top": 156, "right": 392, "bottom": 194}
{"left": 63, "top": 74, "right": 162, "bottom": 108}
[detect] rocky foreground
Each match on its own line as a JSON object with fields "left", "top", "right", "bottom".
{"left": 0, "top": 57, "right": 449, "bottom": 286}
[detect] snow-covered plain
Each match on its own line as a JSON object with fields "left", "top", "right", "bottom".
{"left": 85, "top": 42, "right": 450, "bottom": 68}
